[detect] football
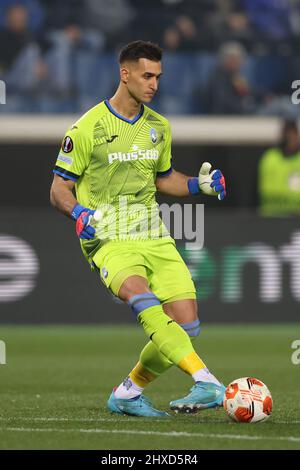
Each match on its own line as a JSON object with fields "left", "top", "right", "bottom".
{"left": 223, "top": 377, "right": 273, "bottom": 423}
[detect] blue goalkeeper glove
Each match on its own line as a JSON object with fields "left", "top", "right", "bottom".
{"left": 71, "top": 204, "right": 96, "bottom": 240}
{"left": 188, "top": 162, "right": 226, "bottom": 200}
{"left": 199, "top": 162, "right": 226, "bottom": 200}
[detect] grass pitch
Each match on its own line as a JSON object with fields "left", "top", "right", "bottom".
{"left": 0, "top": 324, "right": 299, "bottom": 450}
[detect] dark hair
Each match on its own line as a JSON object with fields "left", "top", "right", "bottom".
{"left": 279, "top": 119, "right": 299, "bottom": 152}
{"left": 282, "top": 119, "right": 298, "bottom": 135}
{"left": 119, "top": 40, "right": 162, "bottom": 64}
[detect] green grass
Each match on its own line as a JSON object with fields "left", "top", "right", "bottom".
{"left": 0, "top": 324, "right": 299, "bottom": 450}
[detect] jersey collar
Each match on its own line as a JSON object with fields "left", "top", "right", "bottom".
{"left": 104, "top": 100, "right": 144, "bottom": 124}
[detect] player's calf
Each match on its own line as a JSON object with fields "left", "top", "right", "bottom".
{"left": 180, "top": 319, "right": 201, "bottom": 338}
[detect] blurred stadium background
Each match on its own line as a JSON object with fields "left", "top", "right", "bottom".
{"left": 1, "top": 0, "right": 300, "bottom": 323}
{"left": 0, "top": 0, "right": 300, "bottom": 451}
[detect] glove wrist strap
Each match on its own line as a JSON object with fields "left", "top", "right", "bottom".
{"left": 188, "top": 177, "right": 200, "bottom": 195}
{"left": 71, "top": 203, "right": 86, "bottom": 221}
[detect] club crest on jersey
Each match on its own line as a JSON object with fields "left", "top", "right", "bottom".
{"left": 62, "top": 136, "right": 73, "bottom": 153}
{"left": 150, "top": 128, "right": 157, "bottom": 144}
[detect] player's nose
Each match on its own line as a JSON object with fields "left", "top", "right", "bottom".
{"left": 150, "top": 78, "right": 158, "bottom": 92}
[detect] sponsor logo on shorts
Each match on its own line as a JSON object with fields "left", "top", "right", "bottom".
{"left": 102, "top": 267, "right": 108, "bottom": 279}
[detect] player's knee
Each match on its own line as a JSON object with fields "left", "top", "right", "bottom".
{"left": 180, "top": 319, "right": 201, "bottom": 338}
{"left": 118, "top": 275, "right": 151, "bottom": 302}
{"left": 127, "top": 292, "right": 161, "bottom": 317}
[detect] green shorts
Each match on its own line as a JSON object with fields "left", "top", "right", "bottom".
{"left": 92, "top": 238, "right": 196, "bottom": 303}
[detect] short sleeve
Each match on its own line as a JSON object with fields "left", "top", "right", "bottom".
{"left": 156, "top": 122, "right": 173, "bottom": 177}
{"left": 53, "top": 125, "right": 92, "bottom": 182}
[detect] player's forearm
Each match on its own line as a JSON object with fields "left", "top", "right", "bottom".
{"left": 155, "top": 170, "right": 191, "bottom": 196}
{"left": 50, "top": 178, "right": 77, "bottom": 219}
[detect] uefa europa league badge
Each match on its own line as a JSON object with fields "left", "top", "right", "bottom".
{"left": 150, "top": 128, "right": 157, "bottom": 144}
{"left": 62, "top": 136, "right": 73, "bottom": 153}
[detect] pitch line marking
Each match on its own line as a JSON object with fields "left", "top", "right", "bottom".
{"left": 0, "top": 417, "right": 116, "bottom": 423}
{"left": 0, "top": 427, "right": 300, "bottom": 443}
{"left": 0, "top": 417, "right": 299, "bottom": 425}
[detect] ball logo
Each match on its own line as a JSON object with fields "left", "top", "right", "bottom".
{"left": 150, "top": 128, "right": 157, "bottom": 144}
{"left": 62, "top": 136, "right": 73, "bottom": 153}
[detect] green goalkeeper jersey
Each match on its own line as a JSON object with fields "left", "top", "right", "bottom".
{"left": 53, "top": 100, "right": 173, "bottom": 263}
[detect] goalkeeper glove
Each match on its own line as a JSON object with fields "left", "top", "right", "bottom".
{"left": 188, "top": 162, "right": 226, "bottom": 200}
{"left": 71, "top": 204, "right": 96, "bottom": 240}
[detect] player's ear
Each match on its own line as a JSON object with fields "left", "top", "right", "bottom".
{"left": 120, "top": 66, "right": 129, "bottom": 84}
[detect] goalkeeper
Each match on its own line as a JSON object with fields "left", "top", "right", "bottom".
{"left": 50, "top": 41, "right": 226, "bottom": 417}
